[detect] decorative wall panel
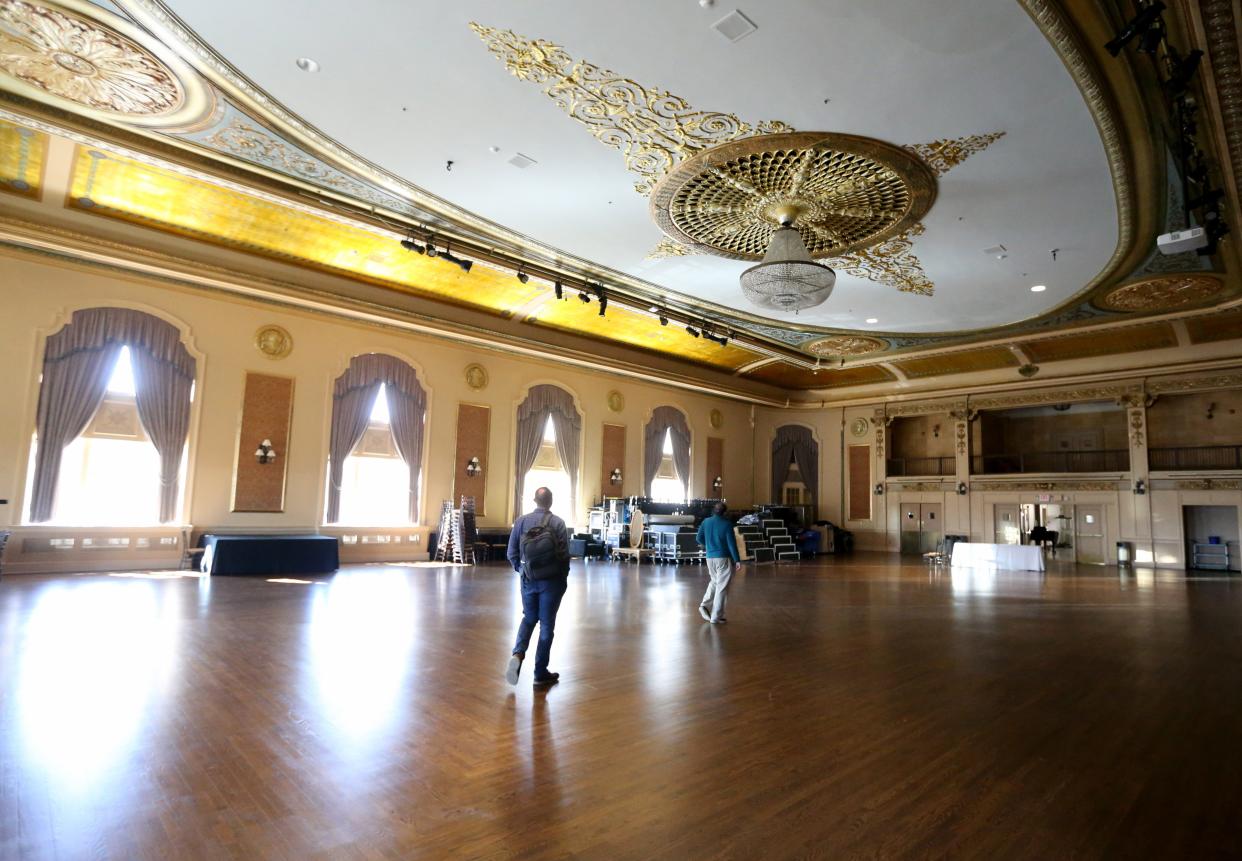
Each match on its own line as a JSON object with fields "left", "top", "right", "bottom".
{"left": 601, "top": 423, "right": 626, "bottom": 497}
{"left": 453, "top": 403, "right": 490, "bottom": 515}
{"left": 232, "top": 372, "right": 294, "bottom": 513}
{"left": 848, "top": 444, "right": 872, "bottom": 522}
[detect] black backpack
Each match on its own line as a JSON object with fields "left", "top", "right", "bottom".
{"left": 521, "top": 512, "right": 566, "bottom": 580}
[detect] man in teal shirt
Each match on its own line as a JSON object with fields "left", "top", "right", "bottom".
{"left": 695, "top": 502, "right": 742, "bottom": 623}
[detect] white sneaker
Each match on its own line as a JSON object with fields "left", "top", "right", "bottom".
{"left": 505, "top": 654, "right": 522, "bottom": 685}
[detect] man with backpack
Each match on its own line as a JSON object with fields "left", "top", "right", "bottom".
{"left": 505, "top": 486, "right": 571, "bottom": 686}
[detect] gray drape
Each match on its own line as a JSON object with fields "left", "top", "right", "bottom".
{"left": 771, "top": 424, "right": 819, "bottom": 509}
{"left": 644, "top": 406, "right": 691, "bottom": 498}
{"left": 514, "top": 384, "right": 581, "bottom": 517}
{"left": 326, "top": 353, "right": 426, "bottom": 523}
{"left": 31, "top": 308, "right": 195, "bottom": 523}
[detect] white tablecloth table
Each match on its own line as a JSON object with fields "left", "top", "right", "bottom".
{"left": 950, "top": 542, "right": 1046, "bottom": 572}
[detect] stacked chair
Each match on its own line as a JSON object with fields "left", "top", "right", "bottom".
{"left": 763, "top": 519, "right": 800, "bottom": 562}
{"left": 735, "top": 522, "right": 773, "bottom": 563}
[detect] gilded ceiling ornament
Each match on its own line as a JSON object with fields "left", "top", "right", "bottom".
{"left": 825, "top": 223, "right": 934, "bottom": 296}
{"left": 805, "top": 335, "right": 887, "bottom": 357}
{"left": 464, "top": 363, "right": 488, "bottom": 390}
{"left": 606, "top": 390, "right": 625, "bottom": 412}
{"left": 650, "top": 132, "right": 936, "bottom": 260}
{"left": 469, "top": 22, "right": 791, "bottom": 195}
{"left": 645, "top": 236, "right": 693, "bottom": 260}
{"left": 903, "top": 132, "right": 1005, "bottom": 176}
{"left": 1098, "top": 275, "right": 1223, "bottom": 312}
{"left": 254, "top": 325, "right": 292, "bottom": 359}
{"left": 0, "top": 0, "right": 187, "bottom": 118}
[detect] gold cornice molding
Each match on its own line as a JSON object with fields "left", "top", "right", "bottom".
{"left": 1146, "top": 371, "right": 1242, "bottom": 393}
{"left": 971, "top": 480, "right": 1125, "bottom": 492}
{"left": 0, "top": 214, "right": 790, "bottom": 407}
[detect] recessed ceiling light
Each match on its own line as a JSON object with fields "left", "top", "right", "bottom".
{"left": 295, "top": 57, "right": 320, "bottom": 73}
{"left": 865, "top": 317, "right": 878, "bottom": 324}
{"left": 1030, "top": 284, "right": 1047, "bottom": 292}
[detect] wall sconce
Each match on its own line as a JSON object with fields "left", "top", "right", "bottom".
{"left": 465, "top": 456, "right": 482, "bottom": 478}
{"left": 254, "top": 439, "right": 276, "bottom": 464}
{"left": 1134, "top": 479, "right": 1146, "bottom": 495}
{"left": 713, "top": 475, "right": 723, "bottom": 491}
{"left": 932, "top": 424, "right": 941, "bottom": 438}
{"left": 609, "top": 467, "right": 623, "bottom": 485}
{"left": 874, "top": 483, "right": 884, "bottom": 496}
{"left": 1206, "top": 402, "right": 1216, "bottom": 420}
{"left": 957, "top": 481, "right": 968, "bottom": 496}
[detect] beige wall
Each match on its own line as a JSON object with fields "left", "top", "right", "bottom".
{"left": 0, "top": 252, "right": 756, "bottom": 571}
{"left": 1148, "top": 391, "right": 1242, "bottom": 448}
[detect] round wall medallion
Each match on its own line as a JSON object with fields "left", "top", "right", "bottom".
{"left": 850, "top": 417, "right": 870, "bottom": 437}
{"left": 606, "top": 390, "right": 625, "bottom": 412}
{"left": 1098, "top": 274, "right": 1223, "bottom": 312}
{"left": 709, "top": 408, "right": 724, "bottom": 429}
{"left": 805, "top": 335, "right": 887, "bottom": 357}
{"left": 0, "top": 0, "right": 213, "bottom": 127}
{"left": 464, "top": 363, "right": 488, "bottom": 390}
{"left": 254, "top": 325, "right": 292, "bottom": 359}
{"left": 649, "top": 131, "right": 937, "bottom": 261}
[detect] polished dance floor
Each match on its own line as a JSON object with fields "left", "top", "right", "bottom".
{"left": 2, "top": 555, "right": 1241, "bottom": 859}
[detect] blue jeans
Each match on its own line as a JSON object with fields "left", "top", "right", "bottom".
{"left": 512, "top": 576, "right": 568, "bottom": 678}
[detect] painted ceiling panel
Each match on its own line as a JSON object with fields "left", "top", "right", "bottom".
{"left": 893, "top": 346, "right": 1020, "bottom": 379}
{"left": 1020, "top": 323, "right": 1179, "bottom": 363}
{"left": 1184, "top": 309, "right": 1242, "bottom": 344}
{"left": 0, "top": 119, "right": 45, "bottom": 199}
{"left": 746, "top": 361, "right": 895, "bottom": 390}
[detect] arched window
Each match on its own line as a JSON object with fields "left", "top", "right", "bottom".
{"left": 326, "top": 354, "right": 426, "bottom": 525}
{"left": 519, "top": 415, "right": 574, "bottom": 515}
{"left": 644, "top": 406, "right": 691, "bottom": 502}
{"left": 513, "top": 385, "right": 580, "bottom": 519}
{"left": 27, "top": 308, "right": 196, "bottom": 525}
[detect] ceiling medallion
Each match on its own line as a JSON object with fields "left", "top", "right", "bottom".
{"left": 254, "top": 324, "right": 292, "bottom": 359}
{"left": 805, "top": 335, "right": 887, "bottom": 357}
{"left": 465, "top": 363, "right": 489, "bottom": 390}
{"left": 1098, "top": 274, "right": 1223, "bottom": 311}
{"left": 0, "top": 0, "right": 211, "bottom": 126}
{"left": 606, "top": 390, "right": 625, "bottom": 412}
{"left": 650, "top": 132, "right": 936, "bottom": 261}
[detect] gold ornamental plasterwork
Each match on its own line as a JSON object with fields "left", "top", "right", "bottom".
{"left": 969, "top": 383, "right": 1144, "bottom": 411}
{"left": 649, "top": 132, "right": 936, "bottom": 260}
{"left": 254, "top": 324, "right": 292, "bottom": 359}
{"left": 1128, "top": 408, "right": 1145, "bottom": 448}
{"left": 203, "top": 117, "right": 373, "bottom": 194}
{"left": 1098, "top": 275, "right": 1223, "bottom": 312}
{"left": 894, "top": 482, "right": 953, "bottom": 493}
{"left": 903, "top": 133, "right": 1006, "bottom": 176}
{"left": 804, "top": 335, "right": 887, "bottom": 357}
{"left": 883, "top": 399, "right": 967, "bottom": 419}
{"left": 971, "top": 481, "right": 1123, "bottom": 492}
{"left": 1146, "top": 372, "right": 1242, "bottom": 394}
{"left": 645, "top": 236, "right": 693, "bottom": 261}
{"left": 828, "top": 223, "right": 933, "bottom": 295}
{"left": 469, "top": 22, "right": 791, "bottom": 196}
{"left": 0, "top": 0, "right": 210, "bottom": 126}
{"left": 1174, "top": 479, "right": 1242, "bottom": 491}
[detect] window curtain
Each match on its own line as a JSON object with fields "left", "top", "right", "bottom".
{"left": 326, "top": 353, "right": 426, "bottom": 523}
{"left": 513, "top": 384, "right": 580, "bottom": 518}
{"left": 771, "top": 424, "right": 819, "bottom": 509}
{"left": 644, "top": 406, "right": 691, "bottom": 498}
{"left": 30, "top": 308, "right": 195, "bottom": 523}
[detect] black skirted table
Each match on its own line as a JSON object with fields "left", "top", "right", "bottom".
{"left": 200, "top": 534, "right": 339, "bottom": 576}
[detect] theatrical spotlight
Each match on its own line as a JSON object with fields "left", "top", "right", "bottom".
{"left": 400, "top": 234, "right": 426, "bottom": 254}
{"left": 425, "top": 237, "right": 439, "bottom": 258}
{"left": 1166, "top": 48, "right": 1203, "bottom": 96}
{"left": 659, "top": 313, "right": 669, "bottom": 326}
{"left": 554, "top": 280, "right": 564, "bottom": 300}
{"left": 516, "top": 269, "right": 529, "bottom": 284}
{"left": 579, "top": 291, "right": 591, "bottom": 303}
{"left": 598, "top": 295, "right": 608, "bottom": 317}
{"left": 439, "top": 246, "right": 472, "bottom": 273}
{"left": 1105, "top": 1, "right": 1164, "bottom": 56}
{"left": 686, "top": 325, "right": 700, "bottom": 338}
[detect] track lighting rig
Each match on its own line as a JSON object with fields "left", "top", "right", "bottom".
{"left": 1106, "top": 0, "right": 1229, "bottom": 254}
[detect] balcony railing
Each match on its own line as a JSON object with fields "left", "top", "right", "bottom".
{"left": 886, "top": 456, "right": 956, "bottom": 477}
{"left": 971, "top": 449, "right": 1129, "bottom": 475}
{"left": 1149, "top": 445, "right": 1242, "bottom": 471}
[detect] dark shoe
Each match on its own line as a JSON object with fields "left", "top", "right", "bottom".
{"left": 710, "top": 617, "right": 727, "bottom": 624}
{"left": 698, "top": 605, "right": 712, "bottom": 622}
{"left": 506, "top": 654, "right": 523, "bottom": 685}
{"left": 533, "top": 672, "right": 560, "bottom": 686}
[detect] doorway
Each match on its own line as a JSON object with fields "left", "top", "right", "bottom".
{"left": 1019, "top": 503, "right": 1075, "bottom": 561}
{"left": 1076, "top": 504, "right": 1106, "bottom": 565}
{"left": 1183, "top": 505, "right": 1240, "bottom": 572}
{"left": 899, "top": 501, "right": 943, "bottom": 555}
{"left": 993, "top": 504, "right": 1020, "bottom": 544}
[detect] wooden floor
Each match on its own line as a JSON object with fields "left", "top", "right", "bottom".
{"left": 2, "top": 555, "right": 1241, "bottom": 860}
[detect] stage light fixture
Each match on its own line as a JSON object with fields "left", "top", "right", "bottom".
{"left": 659, "top": 314, "right": 668, "bottom": 326}
{"left": 425, "top": 237, "right": 439, "bottom": 258}
{"left": 1104, "top": 1, "right": 1165, "bottom": 56}
{"left": 554, "top": 281, "right": 563, "bottom": 300}
{"left": 516, "top": 269, "right": 529, "bottom": 284}
{"left": 579, "top": 291, "right": 591, "bottom": 303}
{"left": 439, "top": 245, "right": 472, "bottom": 273}
{"left": 686, "top": 325, "right": 700, "bottom": 338}
{"left": 598, "top": 295, "right": 608, "bottom": 317}
{"left": 400, "top": 235, "right": 425, "bottom": 254}
{"left": 1166, "top": 48, "right": 1203, "bottom": 95}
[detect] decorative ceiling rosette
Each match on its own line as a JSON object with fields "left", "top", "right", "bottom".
{"left": 804, "top": 335, "right": 888, "bottom": 357}
{"left": 0, "top": 0, "right": 212, "bottom": 127}
{"left": 1098, "top": 274, "right": 1223, "bottom": 311}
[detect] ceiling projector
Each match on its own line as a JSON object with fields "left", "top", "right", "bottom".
{"left": 1157, "top": 227, "right": 1208, "bottom": 255}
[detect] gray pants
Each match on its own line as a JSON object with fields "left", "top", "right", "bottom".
{"left": 701, "top": 556, "right": 734, "bottom": 621}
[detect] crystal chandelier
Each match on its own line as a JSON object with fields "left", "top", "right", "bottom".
{"left": 739, "top": 207, "right": 836, "bottom": 312}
